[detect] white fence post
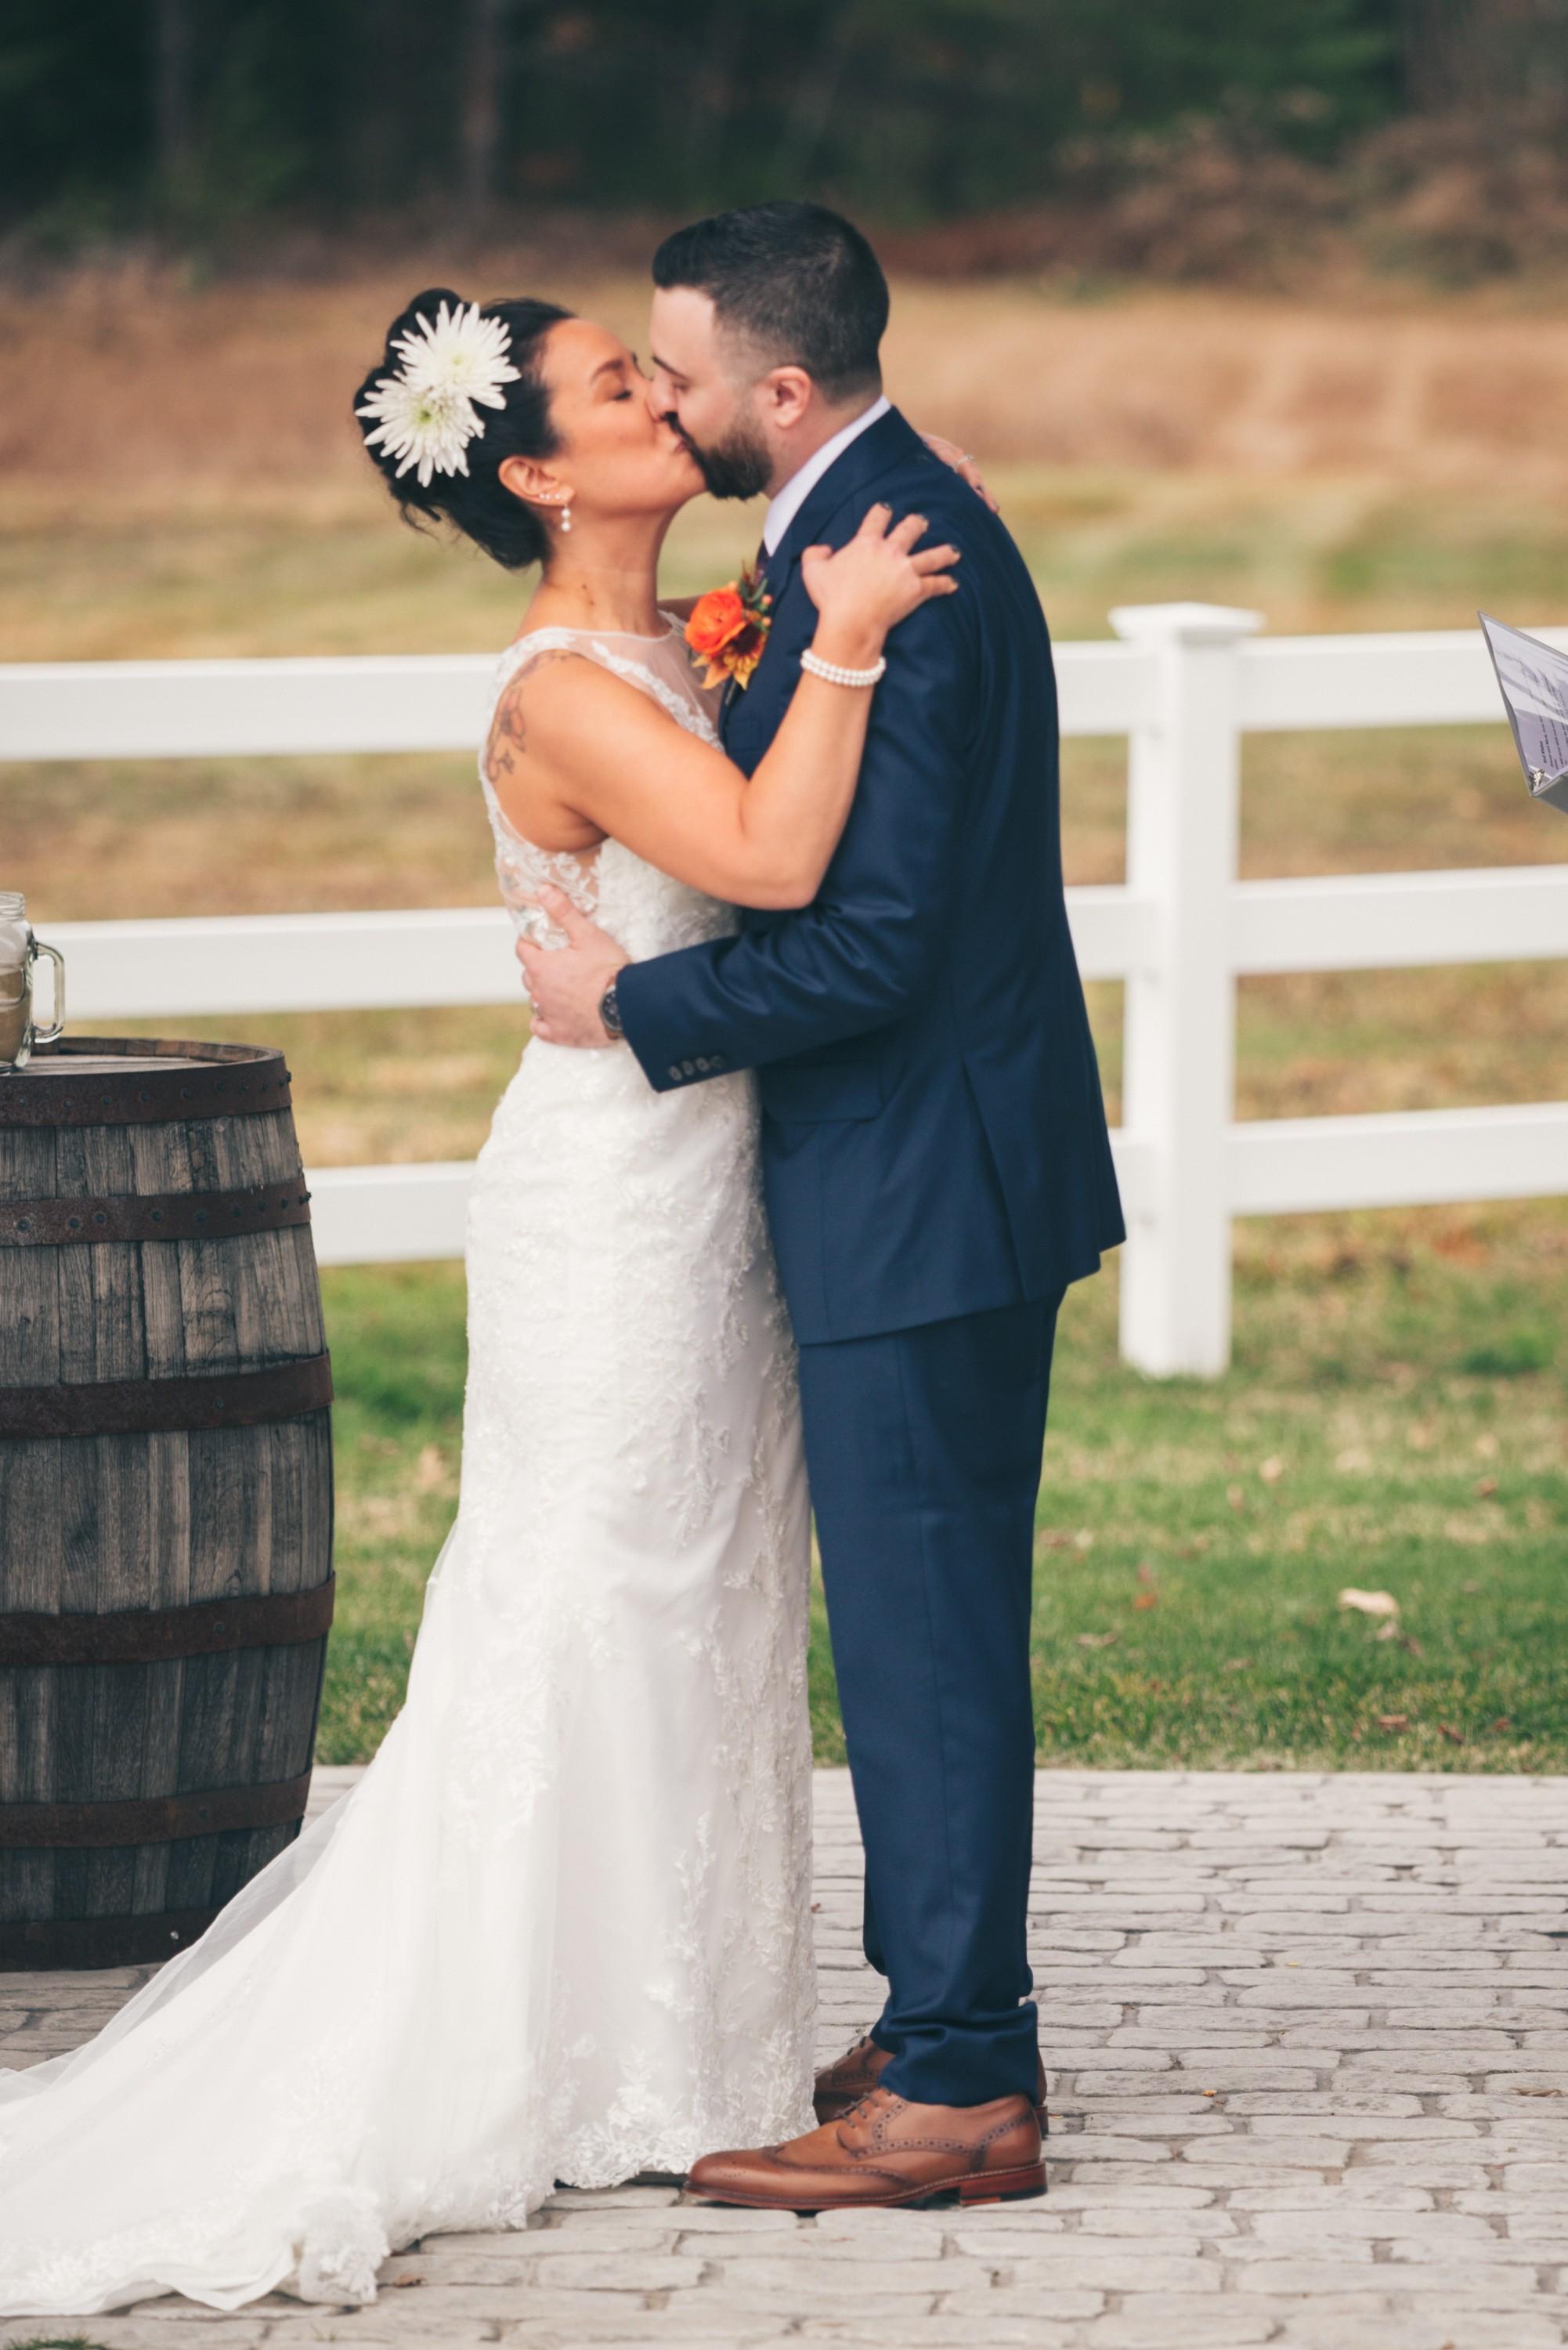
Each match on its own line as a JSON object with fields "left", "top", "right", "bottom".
{"left": 1108, "top": 602, "right": 1264, "bottom": 1377}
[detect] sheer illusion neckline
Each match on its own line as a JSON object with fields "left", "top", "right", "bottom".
{"left": 505, "top": 613, "right": 680, "bottom": 649}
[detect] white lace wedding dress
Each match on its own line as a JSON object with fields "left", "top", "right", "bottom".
{"left": 0, "top": 617, "right": 816, "bottom": 2316}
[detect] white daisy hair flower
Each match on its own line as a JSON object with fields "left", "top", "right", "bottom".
{"left": 356, "top": 374, "right": 478, "bottom": 489}
{"left": 356, "top": 298, "right": 520, "bottom": 488}
{"left": 392, "top": 298, "right": 520, "bottom": 411}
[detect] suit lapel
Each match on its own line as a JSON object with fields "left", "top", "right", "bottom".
{"left": 720, "top": 407, "right": 926, "bottom": 745}
{"left": 764, "top": 405, "right": 927, "bottom": 604}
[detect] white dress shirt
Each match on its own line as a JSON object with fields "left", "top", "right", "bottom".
{"left": 761, "top": 394, "right": 892, "bottom": 557}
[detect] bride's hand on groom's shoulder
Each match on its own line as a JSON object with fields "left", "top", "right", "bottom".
{"left": 800, "top": 504, "right": 962, "bottom": 663}
{"left": 919, "top": 432, "right": 999, "bottom": 513}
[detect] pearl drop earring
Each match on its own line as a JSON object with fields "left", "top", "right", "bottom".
{"left": 558, "top": 503, "right": 573, "bottom": 533}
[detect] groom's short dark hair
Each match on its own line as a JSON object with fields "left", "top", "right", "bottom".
{"left": 652, "top": 201, "right": 887, "bottom": 402}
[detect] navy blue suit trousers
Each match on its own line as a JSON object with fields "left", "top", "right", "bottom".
{"left": 797, "top": 1295, "right": 1060, "bottom": 2106}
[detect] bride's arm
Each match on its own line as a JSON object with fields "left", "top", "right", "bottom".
{"left": 490, "top": 507, "right": 958, "bottom": 911}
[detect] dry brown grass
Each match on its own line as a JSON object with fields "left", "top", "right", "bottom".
{"left": 8, "top": 262, "right": 1568, "bottom": 522}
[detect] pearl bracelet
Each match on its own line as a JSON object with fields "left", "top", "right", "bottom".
{"left": 800, "top": 647, "right": 887, "bottom": 689}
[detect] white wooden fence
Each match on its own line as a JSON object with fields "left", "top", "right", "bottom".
{"left": 5, "top": 601, "right": 1566, "bottom": 1376}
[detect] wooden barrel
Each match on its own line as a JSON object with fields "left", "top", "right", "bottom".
{"left": 0, "top": 1036, "right": 334, "bottom": 1969}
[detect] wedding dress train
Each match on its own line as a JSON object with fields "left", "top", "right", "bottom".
{"left": 0, "top": 617, "right": 816, "bottom": 2314}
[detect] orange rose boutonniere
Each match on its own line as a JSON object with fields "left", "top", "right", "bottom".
{"left": 685, "top": 565, "right": 772, "bottom": 692}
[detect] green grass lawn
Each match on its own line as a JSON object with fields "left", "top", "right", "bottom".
{"left": 318, "top": 1213, "right": 1568, "bottom": 1774}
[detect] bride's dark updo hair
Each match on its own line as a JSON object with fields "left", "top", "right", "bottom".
{"left": 353, "top": 287, "right": 573, "bottom": 570}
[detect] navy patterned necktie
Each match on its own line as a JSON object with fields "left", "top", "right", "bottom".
{"left": 721, "top": 539, "right": 771, "bottom": 730}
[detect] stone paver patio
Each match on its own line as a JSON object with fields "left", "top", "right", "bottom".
{"left": 3, "top": 1766, "right": 1567, "bottom": 2349}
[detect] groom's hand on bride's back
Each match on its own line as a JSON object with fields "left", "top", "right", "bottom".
{"left": 515, "top": 885, "right": 630, "bottom": 1047}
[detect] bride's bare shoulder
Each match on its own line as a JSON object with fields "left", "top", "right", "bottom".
{"left": 491, "top": 637, "right": 692, "bottom": 772}
{"left": 486, "top": 642, "right": 695, "bottom": 824}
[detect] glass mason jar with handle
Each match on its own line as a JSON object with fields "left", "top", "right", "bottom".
{"left": 0, "top": 892, "right": 66, "bottom": 1071}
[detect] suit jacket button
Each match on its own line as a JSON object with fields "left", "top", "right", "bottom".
{"left": 667, "top": 1065, "right": 682, "bottom": 1080}
{"left": 681, "top": 1060, "right": 697, "bottom": 1076}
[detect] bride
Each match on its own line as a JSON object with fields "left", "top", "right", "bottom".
{"left": 0, "top": 289, "right": 959, "bottom": 2316}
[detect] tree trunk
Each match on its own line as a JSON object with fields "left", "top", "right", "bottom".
{"left": 346, "top": 0, "right": 416, "bottom": 212}
{"left": 771, "top": 2, "right": 864, "bottom": 190}
{"left": 685, "top": 16, "right": 748, "bottom": 209}
{"left": 152, "top": 0, "right": 193, "bottom": 191}
{"left": 460, "top": 0, "right": 507, "bottom": 216}
{"left": 1397, "top": 0, "right": 1536, "bottom": 112}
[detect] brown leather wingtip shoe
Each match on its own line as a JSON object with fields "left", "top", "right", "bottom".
{"left": 686, "top": 2085, "right": 1045, "bottom": 2212}
{"left": 813, "top": 2032, "right": 1050, "bottom": 2135}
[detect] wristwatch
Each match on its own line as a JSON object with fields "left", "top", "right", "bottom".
{"left": 598, "top": 978, "right": 624, "bottom": 1041}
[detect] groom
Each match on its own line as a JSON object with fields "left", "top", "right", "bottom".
{"left": 520, "top": 201, "right": 1124, "bottom": 2207}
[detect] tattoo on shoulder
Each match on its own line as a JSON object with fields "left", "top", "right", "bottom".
{"left": 487, "top": 647, "right": 581, "bottom": 776}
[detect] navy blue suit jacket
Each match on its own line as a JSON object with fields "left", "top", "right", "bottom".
{"left": 616, "top": 404, "right": 1124, "bottom": 1345}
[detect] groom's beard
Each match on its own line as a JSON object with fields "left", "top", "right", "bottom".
{"left": 676, "top": 416, "right": 772, "bottom": 504}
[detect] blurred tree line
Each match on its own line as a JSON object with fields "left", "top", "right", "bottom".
{"left": 2, "top": 0, "right": 1564, "bottom": 259}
